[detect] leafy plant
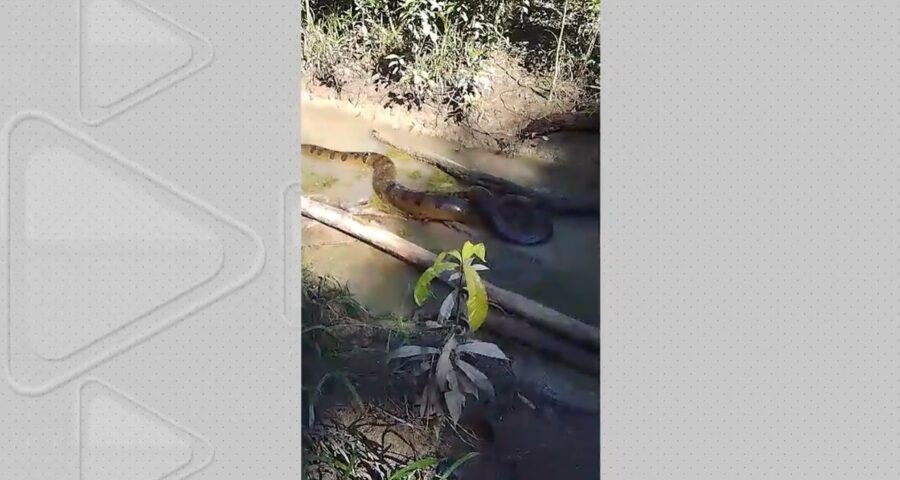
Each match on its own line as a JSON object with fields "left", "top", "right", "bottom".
{"left": 414, "top": 240, "right": 488, "bottom": 330}
{"left": 388, "top": 241, "right": 509, "bottom": 424}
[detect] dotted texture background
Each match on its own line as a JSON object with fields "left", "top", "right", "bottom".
{"left": 602, "top": 2, "right": 900, "bottom": 479}
{"left": 1, "top": 1, "right": 301, "bottom": 478}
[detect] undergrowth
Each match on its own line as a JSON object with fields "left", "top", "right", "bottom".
{"left": 302, "top": 264, "right": 480, "bottom": 479}
{"left": 302, "top": 0, "right": 601, "bottom": 120}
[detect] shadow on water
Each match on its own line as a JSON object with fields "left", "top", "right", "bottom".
{"left": 299, "top": 99, "right": 599, "bottom": 480}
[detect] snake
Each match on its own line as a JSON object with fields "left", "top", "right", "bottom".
{"left": 301, "top": 144, "right": 554, "bottom": 245}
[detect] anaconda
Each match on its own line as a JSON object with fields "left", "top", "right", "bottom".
{"left": 301, "top": 144, "right": 554, "bottom": 245}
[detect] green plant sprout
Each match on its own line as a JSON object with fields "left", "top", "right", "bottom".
{"left": 388, "top": 241, "right": 509, "bottom": 424}
{"left": 414, "top": 240, "right": 489, "bottom": 331}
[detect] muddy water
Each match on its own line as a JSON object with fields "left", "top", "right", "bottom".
{"left": 299, "top": 99, "right": 599, "bottom": 323}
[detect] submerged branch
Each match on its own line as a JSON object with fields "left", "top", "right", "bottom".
{"left": 370, "top": 129, "right": 598, "bottom": 215}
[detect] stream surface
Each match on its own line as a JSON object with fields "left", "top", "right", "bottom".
{"left": 299, "top": 99, "right": 600, "bottom": 324}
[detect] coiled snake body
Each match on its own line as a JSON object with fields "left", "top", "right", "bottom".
{"left": 302, "top": 144, "right": 554, "bottom": 245}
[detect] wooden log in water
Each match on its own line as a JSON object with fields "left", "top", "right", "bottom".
{"left": 300, "top": 196, "right": 600, "bottom": 352}
{"left": 370, "top": 130, "right": 598, "bottom": 215}
{"left": 485, "top": 311, "right": 598, "bottom": 375}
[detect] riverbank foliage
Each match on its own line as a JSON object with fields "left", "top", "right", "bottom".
{"left": 302, "top": 0, "right": 600, "bottom": 119}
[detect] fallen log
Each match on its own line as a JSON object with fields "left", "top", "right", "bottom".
{"left": 370, "top": 130, "right": 598, "bottom": 215}
{"left": 415, "top": 308, "right": 597, "bottom": 375}
{"left": 300, "top": 196, "right": 600, "bottom": 352}
{"left": 485, "top": 311, "right": 598, "bottom": 375}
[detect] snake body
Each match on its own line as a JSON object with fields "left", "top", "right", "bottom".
{"left": 301, "top": 144, "right": 553, "bottom": 245}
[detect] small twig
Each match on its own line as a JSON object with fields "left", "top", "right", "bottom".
{"left": 492, "top": 61, "right": 549, "bottom": 100}
{"left": 550, "top": 0, "right": 570, "bottom": 99}
{"left": 448, "top": 420, "right": 480, "bottom": 449}
{"left": 374, "top": 405, "right": 418, "bottom": 430}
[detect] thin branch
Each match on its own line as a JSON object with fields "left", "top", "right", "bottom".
{"left": 550, "top": 0, "right": 570, "bottom": 99}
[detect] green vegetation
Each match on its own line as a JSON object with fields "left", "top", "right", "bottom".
{"left": 302, "top": 171, "right": 340, "bottom": 193}
{"left": 368, "top": 191, "right": 406, "bottom": 215}
{"left": 413, "top": 240, "right": 490, "bottom": 332}
{"left": 388, "top": 241, "right": 509, "bottom": 424}
{"left": 302, "top": 264, "right": 483, "bottom": 479}
{"left": 302, "top": 0, "right": 601, "bottom": 119}
{"left": 423, "top": 169, "right": 458, "bottom": 193}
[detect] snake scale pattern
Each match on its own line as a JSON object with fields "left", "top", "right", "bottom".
{"left": 302, "top": 144, "right": 553, "bottom": 246}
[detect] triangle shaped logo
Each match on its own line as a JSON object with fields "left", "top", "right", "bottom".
{"left": 78, "top": 0, "right": 214, "bottom": 125}
{"left": 2, "top": 112, "right": 264, "bottom": 396}
{"left": 79, "top": 380, "right": 213, "bottom": 480}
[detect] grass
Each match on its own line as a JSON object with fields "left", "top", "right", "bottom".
{"left": 301, "top": 264, "right": 480, "bottom": 480}
{"left": 302, "top": 0, "right": 600, "bottom": 120}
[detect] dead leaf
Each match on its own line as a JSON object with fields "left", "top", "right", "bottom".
{"left": 435, "top": 336, "right": 458, "bottom": 390}
{"left": 444, "top": 390, "right": 466, "bottom": 424}
{"left": 426, "top": 379, "right": 443, "bottom": 416}
{"left": 457, "top": 370, "right": 480, "bottom": 399}
{"left": 418, "top": 379, "right": 441, "bottom": 417}
{"left": 446, "top": 368, "right": 459, "bottom": 393}
{"left": 414, "top": 359, "right": 433, "bottom": 376}
{"left": 388, "top": 345, "right": 440, "bottom": 362}
{"left": 438, "top": 291, "right": 457, "bottom": 323}
{"left": 455, "top": 358, "right": 495, "bottom": 399}
{"left": 457, "top": 341, "right": 509, "bottom": 361}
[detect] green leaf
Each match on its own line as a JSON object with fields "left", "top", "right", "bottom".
{"left": 414, "top": 260, "right": 456, "bottom": 305}
{"left": 437, "top": 452, "right": 480, "bottom": 480}
{"left": 461, "top": 241, "right": 475, "bottom": 261}
{"left": 472, "top": 243, "right": 486, "bottom": 262}
{"left": 388, "top": 457, "right": 439, "bottom": 480}
{"left": 434, "top": 251, "right": 449, "bottom": 265}
{"left": 462, "top": 262, "right": 488, "bottom": 331}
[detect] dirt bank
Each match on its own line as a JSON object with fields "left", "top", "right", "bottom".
{"left": 303, "top": 51, "right": 597, "bottom": 157}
